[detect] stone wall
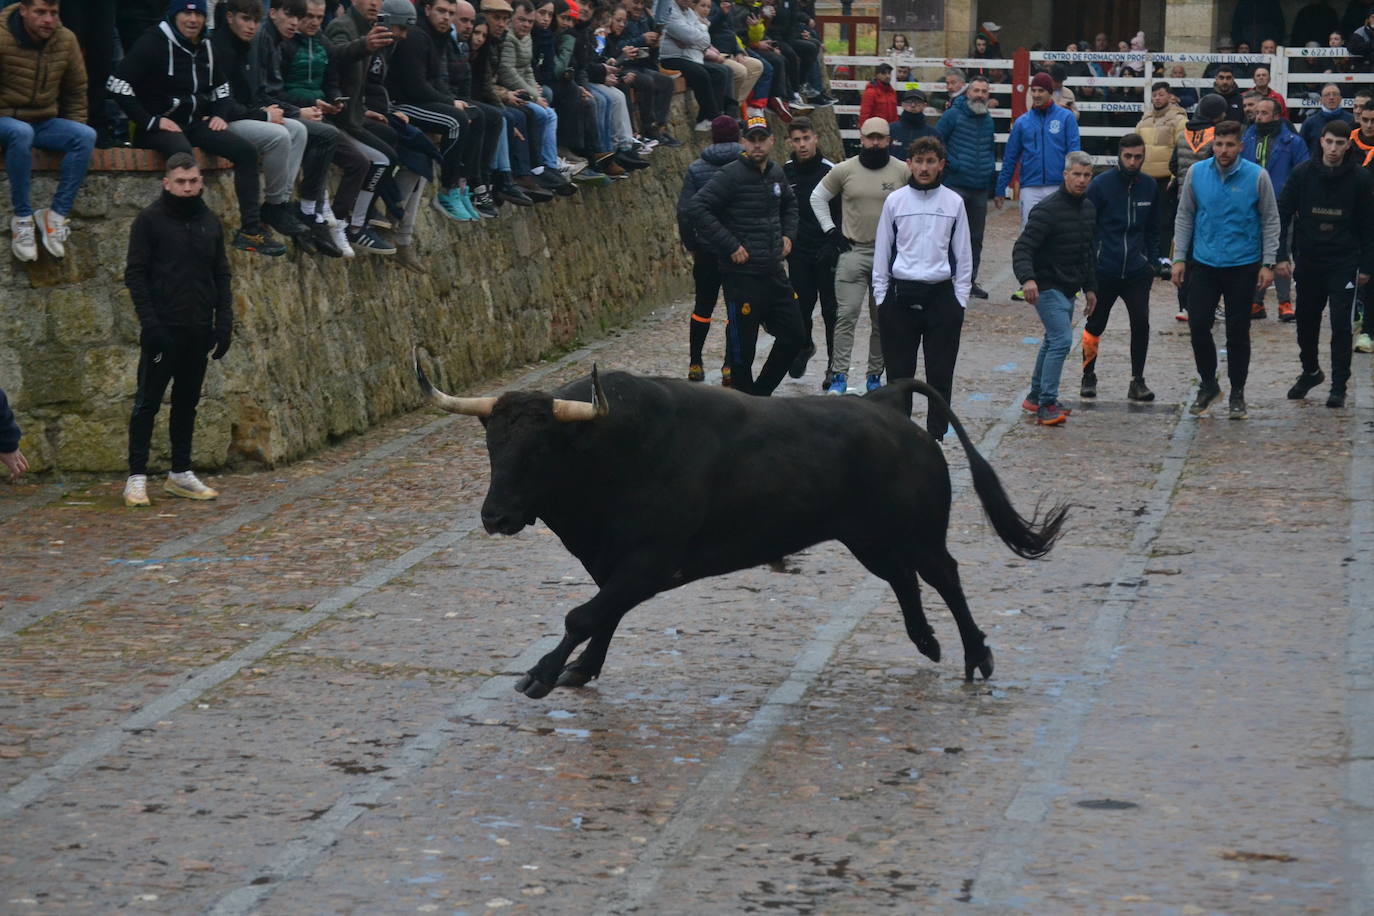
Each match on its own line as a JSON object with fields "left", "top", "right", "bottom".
{"left": 2, "top": 105, "right": 842, "bottom": 473}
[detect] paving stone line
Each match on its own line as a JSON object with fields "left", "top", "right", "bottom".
{"left": 0, "top": 336, "right": 617, "bottom": 642}
{"left": 968, "top": 387, "right": 1198, "bottom": 906}
{"left": 0, "top": 484, "right": 65, "bottom": 524}
{"left": 1344, "top": 360, "right": 1374, "bottom": 915}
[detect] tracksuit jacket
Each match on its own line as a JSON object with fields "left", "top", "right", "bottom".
{"left": 784, "top": 153, "right": 839, "bottom": 259}
{"left": 124, "top": 190, "right": 233, "bottom": 335}
{"left": 872, "top": 178, "right": 973, "bottom": 307}
{"left": 936, "top": 94, "right": 996, "bottom": 193}
{"left": 108, "top": 19, "right": 231, "bottom": 133}
{"left": 997, "top": 102, "right": 1080, "bottom": 196}
{"left": 1277, "top": 157, "right": 1374, "bottom": 272}
{"left": 1242, "top": 121, "right": 1309, "bottom": 197}
{"left": 1086, "top": 165, "right": 1159, "bottom": 280}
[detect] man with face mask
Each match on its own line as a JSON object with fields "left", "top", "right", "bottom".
{"left": 888, "top": 89, "right": 937, "bottom": 162}
{"left": 686, "top": 115, "right": 803, "bottom": 396}
{"left": 871, "top": 136, "right": 972, "bottom": 441}
{"left": 936, "top": 73, "right": 997, "bottom": 299}
{"left": 1243, "top": 96, "right": 1309, "bottom": 320}
{"left": 1301, "top": 82, "right": 1355, "bottom": 157}
{"left": 1081, "top": 134, "right": 1158, "bottom": 402}
{"left": 809, "top": 117, "right": 909, "bottom": 394}
{"left": 999, "top": 71, "right": 1080, "bottom": 302}
{"left": 1276, "top": 120, "right": 1374, "bottom": 408}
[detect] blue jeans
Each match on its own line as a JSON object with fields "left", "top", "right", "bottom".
{"left": 525, "top": 101, "right": 558, "bottom": 169}
{"left": 749, "top": 51, "right": 773, "bottom": 100}
{"left": 1029, "top": 287, "right": 1074, "bottom": 406}
{"left": 0, "top": 116, "right": 96, "bottom": 217}
{"left": 499, "top": 106, "right": 530, "bottom": 175}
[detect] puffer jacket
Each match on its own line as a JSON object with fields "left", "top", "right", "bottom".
{"left": 1170, "top": 116, "right": 1215, "bottom": 181}
{"left": 497, "top": 31, "right": 541, "bottom": 97}
{"left": 280, "top": 31, "right": 339, "bottom": 109}
{"left": 0, "top": 387, "right": 19, "bottom": 455}
{"left": 1012, "top": 185, "right": 1097, "bottom": 295}
{"left": 109, "top": 19, "right": 230, "bottom": 132}
{"left": 859, "top": 79, "right": 896, "bottom": 124}
{"left": 1135, "top": 103, "right": 1186, "bottom": 180}
{"left": 687, "top": 154, "right": 799, "bottom": 272}
{"left": 0, "top": 2, "right": 86, "bottom": 122}
{"left": 677, "top": 141, "right": 742, "bottom": 250}
{"left": 935, "top": 94, "right": 995, "bottom": 192}
{"left": 997, "top": 102, "right": 1080, "bottom": 195}
{"left": 323, "top": 4, "right": 373, "bottom": 131}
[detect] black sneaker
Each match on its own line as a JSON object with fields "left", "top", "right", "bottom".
{"left": 970, "top": 283, "right": 989, "bottom": 299}
{"left": 535, "top": 169, "right": 577, "bottom": 196}
{"left": 655, "top": 131, "right": 683, "bottom": 149}
{"left": 345, "top": 224, "right": 397, "bottom": 255}
{"left": 1080, "top": 372, "right": 1097, "bottom": 398}
{"left": 262, "top": 201, "right": 309, "bottom": 239}
{"left": 471, "top": 186, "right": 500, "bottom": 218}
{"left": 789, "top": 341, "right": 816, "bottom": 378}
{"left": 233, "top": 225, "right": 287, "bottom": 257}
{"left": 1127, "top": 377, "right": 1155, "bottom": 401}
{"left": 1228, "top": 389, "right": 1248, "bottom": 420}
{"left": 613, "top": 149, "right": 651, "bottom": 171}
{"left": 1286, "top": 369, "right": 1325, "bottom": 400}
{"left": 1190, "top": 378, "right": 1222, "bottom": 416}
{"left": 306, "top": 216, "right": 343, "bottom": 257}
{"left": 821, "top": 369, "right": 833, "bottom": 392}
{"left": 1327, "top": 388, "right": 1347, "bottom": 408}
{"left": 496, "top": 180, "right": 534, "bottom": 207}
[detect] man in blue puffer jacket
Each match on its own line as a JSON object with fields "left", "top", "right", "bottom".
{"left": 1243, "top": 96, "right": 1308, "bottom": 320}
{"left": 937, "top": 74, "right": 997, "bottom": 299}
{"left": 677, "top": 115, "right": 743, "bottom": 382}
{"left": 999, "top": 71, "right": 1080, "bottom": 300}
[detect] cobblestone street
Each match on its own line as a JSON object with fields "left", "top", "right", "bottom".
{"left": 3, "top": 206, "right": 1372, "bottom": 914}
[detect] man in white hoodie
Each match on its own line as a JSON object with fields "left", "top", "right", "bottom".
{"left": 871, "top": 135, "right": 972, "bottom": 440}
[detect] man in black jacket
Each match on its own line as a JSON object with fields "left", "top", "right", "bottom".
{"left": 1013, "top": 150, "right": 1098, "bottom": 426}
{"left": 446, "top": 0, "right": 506, "bottom": 213}
{"left": 123, "top": 154, "right": 232, "bottom": 508}
{"left": 783, "top": 117, "right": 839, "bottom": 387}
{"left": 1277, "top": 120, "right": 1374, "bottom": 408}
{"left": 108, "top": 0, "right": 286, "bottom": 256}
{"left": 687, "top": 115, "right": 804, "bottom": 396}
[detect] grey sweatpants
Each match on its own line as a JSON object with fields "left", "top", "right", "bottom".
{"left": 831, "top": 242, "right": 884, "bottom": 378}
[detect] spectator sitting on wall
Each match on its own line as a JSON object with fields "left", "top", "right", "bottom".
{"left": 888, "top": 89, "right": 937, "bottom": 161}
{"left": 110, "top": 0, "right": 288, "bottom": 257}
{"left": 660, "top": 0, "right": 731, "bottom": 130}
{"left": 1350, "top": 7, "right": 1374, "bottom": 68}
{"left": 1203, "top": 35, "right": 1236, "bottom": 77}
{"left": 0, "top": 0, "right": 95, "bottom": 262}
{"left": 497, "top": 0, "right": 577, "bottom": 194}
{"left": 859, "top": 62, "right": 897, "bottom": 124}
{"left": 1301, "top": 82, "right": 1355, "bottom": 156}
{"left": 611, "top": 0, "right": 681, "bottom": 146}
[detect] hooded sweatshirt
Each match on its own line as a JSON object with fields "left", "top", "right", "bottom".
{"left": 677, "top": 141, "right": 742, "bottom": 251}
{"left": 109, "top": 16, "right": 230, "bottom": 132}
{"left": 1277, "top": 155, "right": 1374, "bottom": 272}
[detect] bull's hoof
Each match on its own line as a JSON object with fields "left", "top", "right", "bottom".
{"left": 916, "top": 631, "right": 941, "bottom": 663}
{"left": 514, "top": 673, "right": 556, "bottom": 699}
{"left": 964, "top": 646, "right": 994, "bottom": 683}
{"left": 555, "top": 666, "right": 597, "bottom": 688}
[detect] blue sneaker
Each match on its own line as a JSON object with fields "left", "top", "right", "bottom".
{"left": 826, "top": 372, "right": 848, "bottom": 396}
{"left": 866, "top": 373, "right": 883, "bottom": 392}
{"left": 455, "top": 187, "right": 482, "bottom": 220}
{"left": 432, "top": 187, "right": 476, "bottom": 221}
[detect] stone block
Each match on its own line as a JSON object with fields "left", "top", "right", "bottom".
{"left": 21, "top": 349, "right": 84, "bottom": 406}
{"left": 54, "top": 409, "right": 127, "bottom": 471}
{"left": 46, "top": 286, "right": 115, "bottom": 345}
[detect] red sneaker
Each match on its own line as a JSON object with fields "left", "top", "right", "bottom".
{"left": 1278, "top": 300, "right": 1295, "bottom": 322}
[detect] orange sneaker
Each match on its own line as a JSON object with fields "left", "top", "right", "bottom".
{"left": 1250, "top": 301, "right": 1267, "bottom": 320}
{"left": 1278, "top": 300, "right": 1295, "bottom": 322}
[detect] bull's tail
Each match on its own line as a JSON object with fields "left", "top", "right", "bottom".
{"left": 895, "top": 379, "right": 1068, "bottom": 560}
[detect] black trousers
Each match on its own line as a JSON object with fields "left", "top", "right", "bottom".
{"left": 784, "top": 37, "right": 820, "bottom": 90}
{"left": 1085, "top": 272, "right": 1152, "bottom": 379}
{"left": 752, "top": 47, "right": 789, "bottom": 98}
{"left": 1156, "top": 179, "right": 1177, "bottom": 262}
{"left": 139, "top": 123, "right": 262, "bottom": 229}
{"left": 788, "top": 250, "right": 837, "bottom": 366}
{"left": 299, "top": 118, "right": 340, "bottom": 201}
{"left": 1295, "top": 264, "right": 1359, "bottom": 390}
{"left": 394, "top": 102, "right": 469, "bottom": 188}
{"left": 128, "top": 328, "right": 211, "bottom": 476}
{"left": 468, "top": 101, "right": 503, "bottom": 184}
{"left": 878, "top": 279, "right": 964, "bottom": 438}
{"left": 722, "top": 266, "right": 804, "bottom": 396}
{"left": 689, "top": 250, "right": 723, "bottom": 364}
{"left": 662, "top": 58, "right": 727, "bottom": 121}
{"left": 1186, "top": 261, "right": 1259, "bottom": 389}
{"left": 61, "top": 0, "right": 117, "bottom": 136}
{"left": 626, "top": 67, "right": 674, "bottom": 128}
{"left": 950, "top": 185, "right": 988, "bottom": 282}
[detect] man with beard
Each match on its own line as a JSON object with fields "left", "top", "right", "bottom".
{"left": 871, "top": 135, "right": 972, "bottom": 441}
{"left": 1136, "top": 81, "right": 1186, "bottom": 275}
{"left": 1210, "top": 66, "right": 1245, "bottom": 123}
{"left": 1082, "top": 134, "right": 1159, "bottom": 402}
{"left": 1277, "top": 121, "right": 1374, "bottom": 408}
{"left": 809, "top": 117, "right": 909, "bottom": 394}
{"left": 999, "top": 71, "right": 1080, "bottom": 301}
{"left": 1243, "top": 96, "right": 1308, "bottom": 320}
{"left": 937, "top": 74, "right": 997, "bottom": 299}
{"left": 783, "top": 117, "right": 840, "bottom": 387}
{"left": 686, "top": 115, "right": 804, "bottom": 396}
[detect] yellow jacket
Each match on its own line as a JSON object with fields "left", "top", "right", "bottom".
{"left": 1135, "top": 103, "right": 1186, "bottom": 180}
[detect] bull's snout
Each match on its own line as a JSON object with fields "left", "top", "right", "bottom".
{"left": 481, "top": 503, "right": 528, "bottom": 536}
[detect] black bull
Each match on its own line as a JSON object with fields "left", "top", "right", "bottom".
{"left": 416, "top": 359, "right": 1067, "bottom": 699}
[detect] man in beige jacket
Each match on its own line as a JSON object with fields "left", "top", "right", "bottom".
{"left": 1136, "top": 79, "right": 1186, "bottom": 272}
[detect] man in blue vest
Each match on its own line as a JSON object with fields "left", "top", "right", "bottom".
{"left": 999, "top": 70, "right": 1080, "bottom": 301}
{"left": 1172, "top": 119, "right": 1280, "bottom": 420}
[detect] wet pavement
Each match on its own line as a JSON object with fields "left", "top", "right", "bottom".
{"left": 2, "top": 205, "right": 1372, "bottom": 914}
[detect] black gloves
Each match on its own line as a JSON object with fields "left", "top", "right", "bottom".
{"left": 826, "top": 227, "right": 851, "bottom": 254}
{"left": 211, "top": 323, "right": 232, "bottom": 360}
{"left": 142, "top": 325, "right": 174, "bottom": 359}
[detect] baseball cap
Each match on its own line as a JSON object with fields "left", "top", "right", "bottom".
{"left": 860, "top": 117, "right": 890, "bottom": 137}
{"left": 901, "top": 89, "right": 927, "bottom": 103}
{"left": 742, "top": 115, "right": 770, "bottom": 137}
{"left": 981, "top": 21, "right": 1001, "bottom": 32}
{"left": 876, "top": 62, "right": 893, "bottom": 73}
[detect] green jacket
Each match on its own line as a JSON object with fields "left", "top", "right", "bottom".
{"left": 281, "top": 31, "right": 332, "bottom": 109}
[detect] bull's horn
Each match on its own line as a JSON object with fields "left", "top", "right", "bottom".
{"left": 414, "top": 347, "right": 496, "bottom": 417}
{"left": 551, "top": 364, "right": 610, "bottom": 423}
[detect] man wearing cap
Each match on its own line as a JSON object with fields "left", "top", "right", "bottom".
{"left": 859, "top": 62, "right": 897, "bottom": 125}
{"left": 998, "top": 70, "right": 1080, "bottom": 301}
{"left": 938, "top": 74, "right": 997, "bottom": 299}
{"left": 888, "top": 89, "right": 937, "bottom": 161}
{"left": 677, "top": 114, "right": 743, "bottom": 382}
{"left": 810, "top": 116, "right": 909, "bottom": 394}
{"left": 686, "top": 115, "right": 804, "bottom": 396}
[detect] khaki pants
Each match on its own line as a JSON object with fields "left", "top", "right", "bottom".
{"left": 722, "top": 56, "right": 764, "bottom": 107}
{"left": 832, "top": 243, "right": 884, "bottom": 378}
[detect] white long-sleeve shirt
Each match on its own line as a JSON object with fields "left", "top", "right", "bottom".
{"left": 871, "top": 182, "right": 973, "bottom": 307}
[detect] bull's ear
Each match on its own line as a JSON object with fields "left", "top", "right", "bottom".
{"left": 590, "top": 364, "right": 609, "bottom": 419}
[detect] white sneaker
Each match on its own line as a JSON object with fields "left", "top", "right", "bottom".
{"left": 557, "top": 157, "right": 587, "bottom": 177}
{"left": 165, "top": 470, "right": 218, "bottom": 500}
{"left": 329, "top": 219, "right": 354, "bottom": 258}
{"left": 11, "top": 215, "right": 37, "bottom": 262}
{"left": 1357, "top": 332, "right": 1373, "bottom": 353}
{"left": 34, "top": 209, "right": 70, "bottom": 258}
{"left": 694, "top": 119, "right": 712, "bottom": 132}
{"left": 123, "top": 474, "right": 151, "bottom": 508}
